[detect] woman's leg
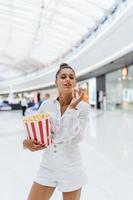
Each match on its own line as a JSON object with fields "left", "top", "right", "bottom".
{"left": 27, "top": 182, "right": 56, "bottom": 200}
{"left": 62, "top": 188, "right": 82, "bottom": 200}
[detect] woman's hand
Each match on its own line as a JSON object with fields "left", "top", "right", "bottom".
{"left": 23, "top": 139, "right": 46, "bottom": 152}
{"left": 70, "top": 88, "right": 84, "bottom": 109}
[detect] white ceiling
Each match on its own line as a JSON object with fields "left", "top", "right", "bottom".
{"left": 0, "top": 0, "right": 119, "bottom": 81}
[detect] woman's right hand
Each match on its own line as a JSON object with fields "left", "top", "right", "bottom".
{"left": 70, "top": 88, "right": 84, "bottom": 109}
{"left": 23, "top": 139, "right": 46, "bottom": 152}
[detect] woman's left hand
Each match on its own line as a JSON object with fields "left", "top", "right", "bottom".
{"left": 70, "top": 88, "right": 84, "bottom": 109}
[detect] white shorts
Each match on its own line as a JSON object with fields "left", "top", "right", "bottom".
{"left": 35, "top": 143, "right": 88, "bottom": 192}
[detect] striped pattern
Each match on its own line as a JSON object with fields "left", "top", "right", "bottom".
{"left": 24, "top": 118, "right": 52, "bottom": 146}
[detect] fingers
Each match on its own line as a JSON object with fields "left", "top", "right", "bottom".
{"left": 72, "top": 88, "right": 77, "bottom": 98}
{"left": 31, "top": 144, "right": 46, "bottom": 152}
{"left": 31, "top": 139, "right": 40, "bottom": 145}
{"left": 34, "top": 145, "right": 46, "bottom": 150}
{"left": 78, "top": 87, "right": 82, "bottom": 95}
{"left": 72, "top": 88, "right": 80, "bottom": 98}
{"left": 36, "top": 146, "right": 46, "bottom": 151}
{"left": 25, "top": 139, "right": 47, "bottom": 152}
{"left": 72, "top": 88, "right": 84, "bottom": 99}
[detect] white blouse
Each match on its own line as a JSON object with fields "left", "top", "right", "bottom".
{"left": 38, "top": 99, "right": 89, "bottom": 145}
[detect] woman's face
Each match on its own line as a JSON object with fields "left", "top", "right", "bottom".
{"left": 56, "top": 68, "right": 76, "bottom": 94}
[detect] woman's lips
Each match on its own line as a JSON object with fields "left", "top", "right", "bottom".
{"left": 64, "top": 84, "right": 71, "bottom": 87}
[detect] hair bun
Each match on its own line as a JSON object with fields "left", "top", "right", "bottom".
{"left": 56, "top": 63, "right": 75, "bottom": 79}
{"left": 60, "top": 63, "right": 68, "bottom": 69}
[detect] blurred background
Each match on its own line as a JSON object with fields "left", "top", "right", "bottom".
{"left": 0, "top": 0, "right": 133, "bottom": 199}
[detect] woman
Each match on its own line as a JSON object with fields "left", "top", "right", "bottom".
{"left": 23, "top": 63, "right": 89, "bottom": 200}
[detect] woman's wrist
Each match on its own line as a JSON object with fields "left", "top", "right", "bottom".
{"left": 69, "top": 105, "right": 77, "bottom": 110}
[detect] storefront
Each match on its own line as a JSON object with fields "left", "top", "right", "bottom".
{"left": 106, "top": 65, "right": 133, "bottom": 111}
{"left": 78, "top": 78, "right": 97, "bottom": 106}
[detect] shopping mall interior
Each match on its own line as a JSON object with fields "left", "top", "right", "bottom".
{"left": 0, "top": 0, "right": 133, "bottom": 200}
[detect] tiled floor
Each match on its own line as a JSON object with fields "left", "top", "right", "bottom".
{"left": 0, "top": 109, "right": 133, "bottom": 200}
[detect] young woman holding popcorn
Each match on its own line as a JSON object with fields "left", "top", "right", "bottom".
{"left": 23, "top": 63, "right": 89, "bottom": 200}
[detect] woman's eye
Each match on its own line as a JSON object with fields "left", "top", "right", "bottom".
{"left": 61, "top": 76, "right": 66, "bottom": 79}
{"left": 70, "top": 76, "right": 74, "bottom": 79}
{"left": 60, "top": 75, "right": 74, "bottom": 79}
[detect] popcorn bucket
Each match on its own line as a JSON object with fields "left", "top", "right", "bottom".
{"left": 23, "top": 113, "right": 52, "bottom": 146}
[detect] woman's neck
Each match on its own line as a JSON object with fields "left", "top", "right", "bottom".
{"left": 58, "top": 93, "right": 72, "bottom": 106}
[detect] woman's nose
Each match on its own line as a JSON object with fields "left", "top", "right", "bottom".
{"left": 66, "top": 76, "right": 71, "bottom": 81}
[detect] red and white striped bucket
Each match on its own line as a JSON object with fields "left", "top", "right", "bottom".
{"left": 23, "top": 114, "right": 52, "bottom": 146}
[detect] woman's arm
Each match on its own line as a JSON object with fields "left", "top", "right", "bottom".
{"left": 55, "top": 88, "right": 89, "bottom": 144}
{"left": 60, "top": 102, "right": 89, "bottom": 144}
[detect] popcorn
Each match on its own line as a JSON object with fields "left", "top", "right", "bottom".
{"left": 23, "top": 113, "right": 52, "bottom": 146}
